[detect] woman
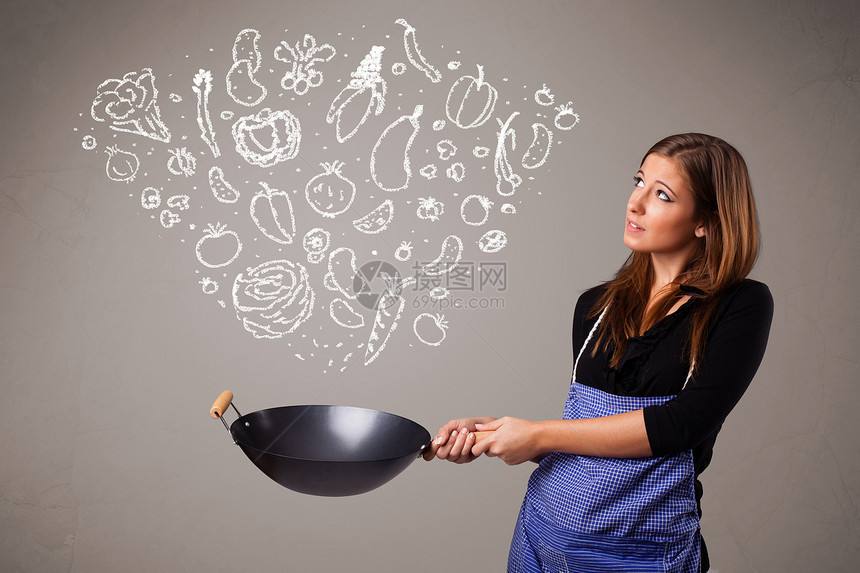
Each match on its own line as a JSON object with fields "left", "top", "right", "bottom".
{"left": 426, "top": 133, "right": 773, "bottom": 572}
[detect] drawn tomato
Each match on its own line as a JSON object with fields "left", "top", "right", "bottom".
{"left": 413, "top": 313, "right": 448, "bottom": 346}
{"left": 195, "top": 223, "right": 242, "bottom": 268}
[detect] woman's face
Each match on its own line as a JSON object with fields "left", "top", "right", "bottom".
{"left": 623, "top": 154, "right": 706, "bottom": 263}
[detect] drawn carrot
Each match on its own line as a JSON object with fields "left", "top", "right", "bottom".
{"left": 364, "top": 276, "right": 415, "bottom": 366}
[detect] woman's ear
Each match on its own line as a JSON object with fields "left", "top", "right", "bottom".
{"left": 694, "top": 222, "right": 707, "bottom": 238}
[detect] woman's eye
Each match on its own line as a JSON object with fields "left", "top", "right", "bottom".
{"left": 657, "top": 190, "right": 672, "bottom": 201}
{"left": 633, "top": 176, "right": 645, "bottom": 188}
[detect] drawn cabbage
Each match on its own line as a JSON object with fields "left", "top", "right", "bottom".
{"left": 232, "top": 260, "right": 314, "bottom": 339}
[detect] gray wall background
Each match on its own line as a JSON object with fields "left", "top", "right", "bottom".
{"left": 2, "top": 0, "right": 858, "bottom": 571}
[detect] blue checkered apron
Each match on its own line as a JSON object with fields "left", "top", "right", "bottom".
{"left": 508, "top": 309, "right": 701, "bottom": 572}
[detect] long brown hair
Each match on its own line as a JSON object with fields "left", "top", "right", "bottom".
{"left": 591, "top": 133, "right": 760, "bottom": 371}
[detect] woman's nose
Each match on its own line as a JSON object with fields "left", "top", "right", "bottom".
{"left": 627, "top": 190, "right": 644, "bottom": 213}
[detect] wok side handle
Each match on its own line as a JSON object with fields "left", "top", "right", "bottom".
{"left": 210, "top": 391, "right": 234, "bottom": 419}
{"left": 421, "top": 430, "right": 494, "bottom": 460}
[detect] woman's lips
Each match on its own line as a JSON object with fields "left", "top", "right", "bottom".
{"left": 626, "top": 218, "right": 644, "bottom": 232}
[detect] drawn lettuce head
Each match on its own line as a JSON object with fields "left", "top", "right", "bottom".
{"left": 232, "top": 259, "right": 315, "bottom": 339}
{"left": 91, "top": 68, "right": 171, "bottom": 143}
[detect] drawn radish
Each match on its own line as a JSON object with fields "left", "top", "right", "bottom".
{"left": 370, "top": 104, "right": 423, "bottom": 192}
{"left": 196, "top": 223, "right": 243, "bottom": 268}
{"left": 413, "top": 313, "right": 448, "bottom": 346}
{"left": 395, "top": 241, "right": 413, "bottom": 261}
{"left": 305, "top": 161, "right": 356, "bottom": 218}
{"left": 494, "top": 112, "right": 522, "bottom": 197}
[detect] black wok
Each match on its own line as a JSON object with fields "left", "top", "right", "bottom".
{"left": 210, "top": 391, "right": 436, "bottom": 497}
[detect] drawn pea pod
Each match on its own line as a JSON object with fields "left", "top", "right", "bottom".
{"left": 521, "top": 122, "right": 553, "bottom": 170}
{"left": 370, "top": 105, "right": 423, "bottom": 192}
{"left": 250, "top": 182, "right": 296, "bottom": 245}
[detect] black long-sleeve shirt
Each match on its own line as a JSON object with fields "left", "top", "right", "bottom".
{"left": 572, "top": 278, "right": 773, "bottom": 496}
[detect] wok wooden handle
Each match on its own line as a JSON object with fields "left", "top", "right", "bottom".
{"left": 422, "top": 430, "right": 494, "bottom": 460}
{"left": 210, "top": 390, "right": 233, "bottom": 419}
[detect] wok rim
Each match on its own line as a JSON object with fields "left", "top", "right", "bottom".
{"left": 229, "top": 404, "right": 431, "bottom": 464}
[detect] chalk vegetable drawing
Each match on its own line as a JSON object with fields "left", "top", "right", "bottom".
{"left": 166, "top": 195, "right": 190, "bottom": 211}
{"left": 395, "top": 241, "right": 413, "bottom": 261}
{"left": 494, "top": 112, "right": 523, "bottom": 196}
{"left": 104, "top": 145, "right": 139, "bottom": 183}
{"left": 305, "top": 161, "right": 356, "bottom": 218}
{"left": 534, "top": 84, "right": 555, "bottom": 106}
{"left": 329, "top": 298, "right": 365, "bottom": 329}
{"left": 167, "top": 147, "right": 197, "bottom": 177}
{"left": 478, "top": 229, "right": 508, "bottom": 253}
{"left": 370, "top": 104, "right": 423, "bottom": 192}
{"left": 413, "top": 313, "right": 448, "bottom": 346}
{"left": 250, "top": 182, "right": 296, "bottom": 245}
{"left": 226, "top": 29, "right": 267, "bottom": 107}
{"left": 195, "top": 223, "right": 243, "bottom": 269}
{"left": 232, "top": 108, "right": 302, "bottom": 167}
{"left": 192, "top": 69, "right": 220, "bottom": 158}
{"left": 395, "top": 18, "right": 442, "bottom": 83}
{"left": 365, "top": 276, "right": 415, "bottom": 365}
{"left": 302, "top": 228, "right": 331, "bottom": 264}
{"left": 208, "top": 166, "right": 239, "bottom": 204}
{"left": 199, "top": 277, "right": 219, "bottom": 295}
{"left": 416, "top": 197, "right": 444, "bottom": 222}
{"left": 160, "top": 209, "right": 180, "bottom": 229}
{"left": 324, "top": 247, "right": 366, "bottom": 300}
{"left": 445, "top": 64, "right": 498, "bottom": 129}
{"left": 326, "top": 45, "right": 386, "bottom": 143}
{"left": 421, "top": 235, "right": 463, "bottom": 276}
{"left": 232, "top": 259, "right": 315, "bottom": 339}
{"left": 91, "top": 68, "right": 171, "bottom": 143}
{"left": 352, "top": 199, "right": 394, "bottom": 234}
{"left": 274, "top": 33, "right": 336, "bottom": 96}
{"left": 522, "top": 122, "right": 553, "bottom": 170}
{"left": 436, "top": 139, "right": 457, "bottom": 160}
{"left": 554, "top": 101, "right": 581, "bottom": 131}
{"left": 460, "top": 194, "right": 493, "bottom": 226}
{"left": 79, "top": 17, "right": 582, "bottom": 370}
{"left": 141, "top": 187, "right": 161, "bottom": 210}
{"left": 446, "top": 162, "right": 465, "bottom": 182}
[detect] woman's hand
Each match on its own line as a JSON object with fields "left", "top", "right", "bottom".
{"left": 470, "top": 417, "right": 546, "bottom": 465}
{"left": 425, "top": 417, "right": 496, "bottom": 463}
